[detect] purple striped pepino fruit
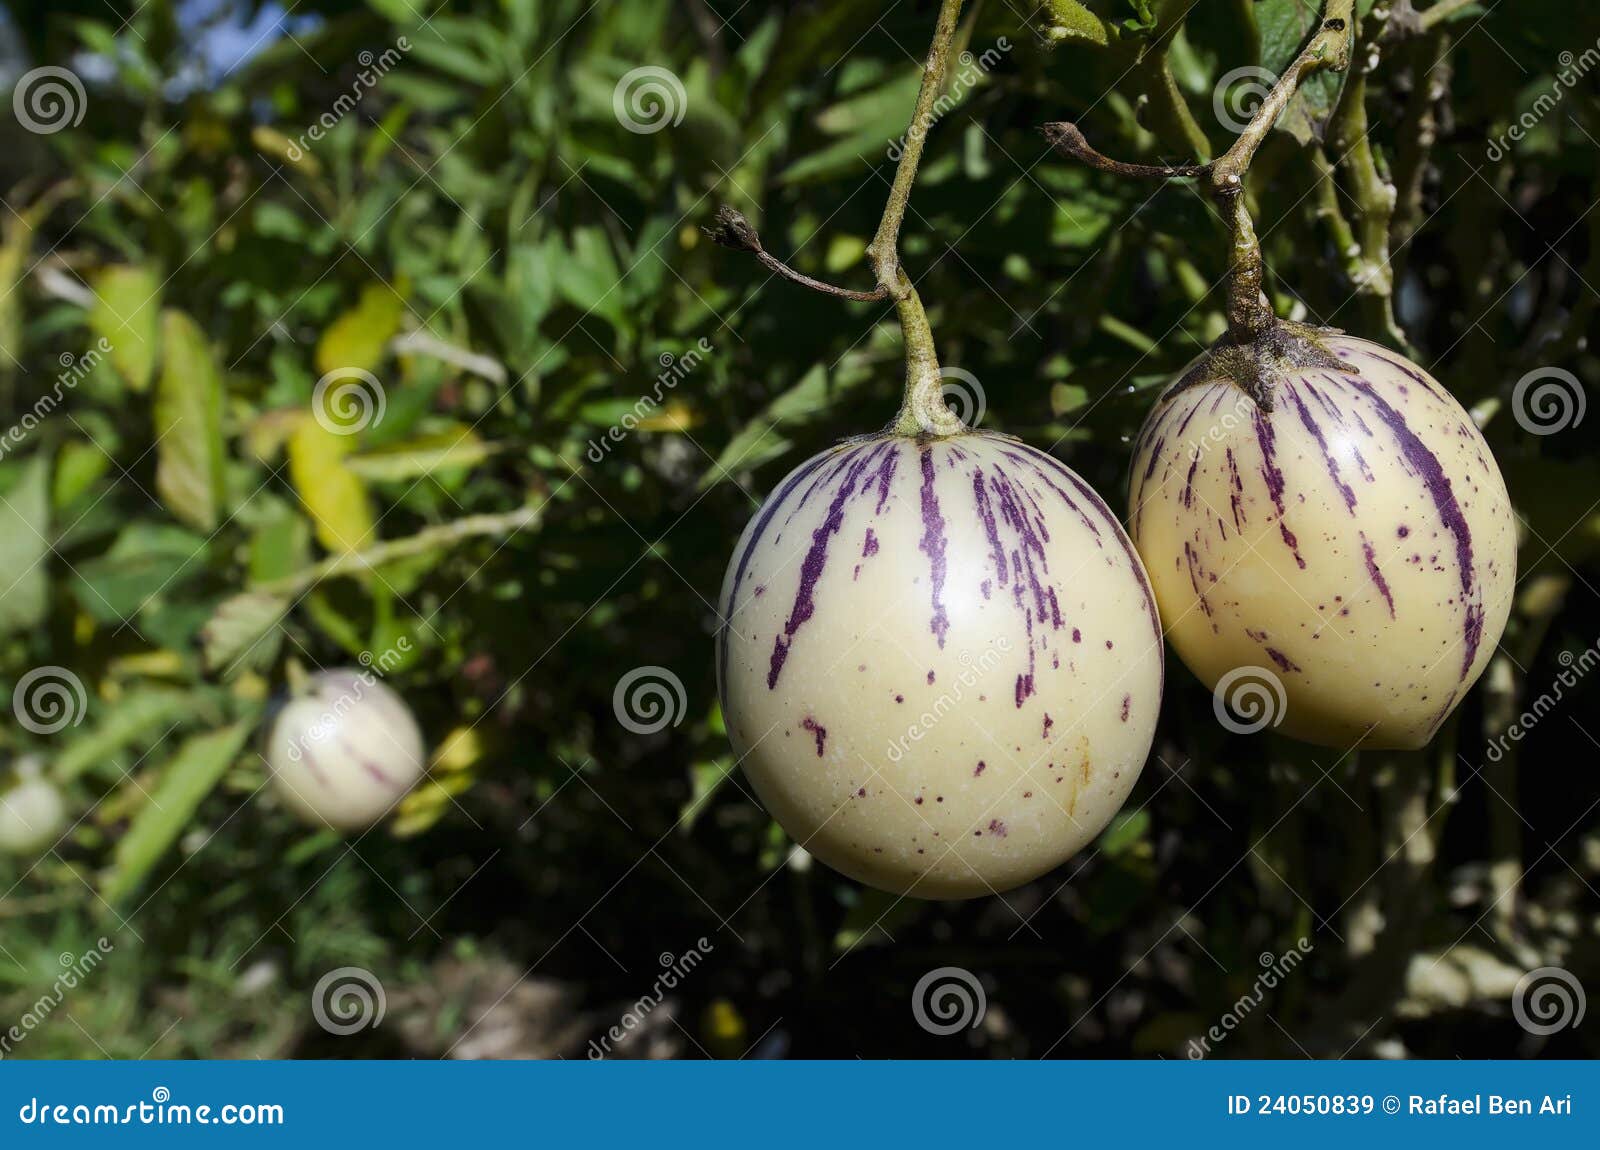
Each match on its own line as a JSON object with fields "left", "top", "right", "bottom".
{"left": 718, "top": 431, "right": 1164, "bottom": 899}
{"left": 266, "top": 669, "right": 428, "bottom": 830}
{"left": 1129, "top": 325, "right": 1516, "bottom": 750}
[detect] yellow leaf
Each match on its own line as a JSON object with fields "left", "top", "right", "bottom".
{"left": 91, "top": 266, "right": 162, "bottom": 392}
{"left": 0, "top": 212, "right": 34, "bottom": 375}
{"left": 633, "top": 398, "right": 699, "bottom": 433}
{"left": 346, "top": 425, "right": 494, "bottom": 481}
{"left": 251, "top": 125, "right": 322, "bottom": 178}
{"left": 430, "top": 725, "right": 485, "bottom": 773}
{"left": 287, "top": 415, "right": 375, "bottom": 555}
{"left": 316, "top": 282, "right": 405, "bottom": 378}
{"left": 154, "top": 310, "right": 226, "bottom": 530}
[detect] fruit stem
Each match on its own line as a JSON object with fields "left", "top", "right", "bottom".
{"left": 872, "top": 0, "right": 967, "bottom": 436}
{"left": 890, "top": 273, "right": 963, "bottom": 437}
{"left": 705, "top": 0, "right": 968, "bottom": 438}
{"left": 866, "top": 0, "right": 964, "bottom": 299}
{"left": 1042, "top": 0, "right": 1356, "bottom": 342}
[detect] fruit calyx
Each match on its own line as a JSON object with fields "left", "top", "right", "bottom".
{"left": 1173, "top": 319, "right": 1352, "bottom": 413}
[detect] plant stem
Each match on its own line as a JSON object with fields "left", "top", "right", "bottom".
{"left": 1206, "top": 0, "right": 1356, "bottom": 336}
{"left": 254, "top": 504, "right": 542, "bottom": 598}
{"left": 1418, "top": 0, "right": 1476, "bottom": 30}
{"left": 872, "top": 0, "right": 966, "bottom": 437}
{"left": 704, "top": 0, "right": 968, "bottom": 437}
{"left": 1043, "top": 0, "right": 1357, "bottom": 341}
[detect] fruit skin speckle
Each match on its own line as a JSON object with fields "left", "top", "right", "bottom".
{"left": 1128, "top": 333, "right": 1516, "bottom": 749}
{"left": 717, "top": 431, "right": 1163, "bottom": 899}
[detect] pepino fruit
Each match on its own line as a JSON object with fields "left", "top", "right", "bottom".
{"left": 266, "top": 669, "right": 428, "bottom": 830}
{"left": 718, "top": 429, "right": 1163, "bottom": 898}
{"left": 711, "top": 0, "right": 1159, "bottom": 898}
{"left": 1045, "top": 4, "right": 1515, "bottom": 751}
{"left": 1129, "top": 327, "right": 1516, "bottom": 749}
{"left": 0, "top": 763, "right": 65, "bottom": 856}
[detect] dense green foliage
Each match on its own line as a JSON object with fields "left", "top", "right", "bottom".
{"left": 0, "top": 0, "right": 1595, "bottom": 1058}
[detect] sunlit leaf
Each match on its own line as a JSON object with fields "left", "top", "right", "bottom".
{"left": 90, "top": 266, "right": 162, "bottom": 393}
{"left": 103, "top": 720, "right": 257, "bottom": 903}
{"left": 153, "top": 310, "right": 226, "bottom": 531}
{"left": 287, "top": 416, "right": 376, "bottom": 555}
{"left": 0, "top": 454, "right": 51, "bottom": 635}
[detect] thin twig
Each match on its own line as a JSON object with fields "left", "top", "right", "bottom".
{"left": 701, "top": 207, "right": 887, "bottom": 302}
{"left": 253, "top": 504, "right": 542, "bottom": 599}
{"left": 704, "top": 0, "right": 969, "bottom": 437}
{"left": 1043, "top": 0, "right": 1357, "bottom": 338}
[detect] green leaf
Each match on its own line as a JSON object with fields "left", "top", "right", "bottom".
{"left": 103, "top": 720, "right": 257, "bottom": 904}
{"left": 287, "top": 416, "right": 376, "bottom": 555}
{"left": 72, "top": 524, "right": 208, "bottom": 623}
{"left": 153, "top": 310, "right": 227, "bottom": 531}
{"left": 52, "top": 440, "right": 109, "bottom": 510}
{"left": 316, "top": 283, "right": 406, "bottom": 377}
{"left": 345, "top": 426, "right": 495, "bottom": 482}
{"left": 0, "top": 454, "right": 51, "bottom": 636}
{"left": 0, "top": 211, "right": 35, "bottom": 375}
{"left": 1098, "top": 808, "right": 1150, "bottom": 857}
{"left": 91, "top": 266, "right": 162, "bottom": 393}
{"left": 199, "top": 591, "right": 289, "bottom": 675}
{"left": 553, "top": 228, "right": 627, "bottom": 332}
{"left": 53, "top": 688, "right": 195, "bottom": 782}
{"left": 1041, "top": 0, "right": 1111, "bottom": 46}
